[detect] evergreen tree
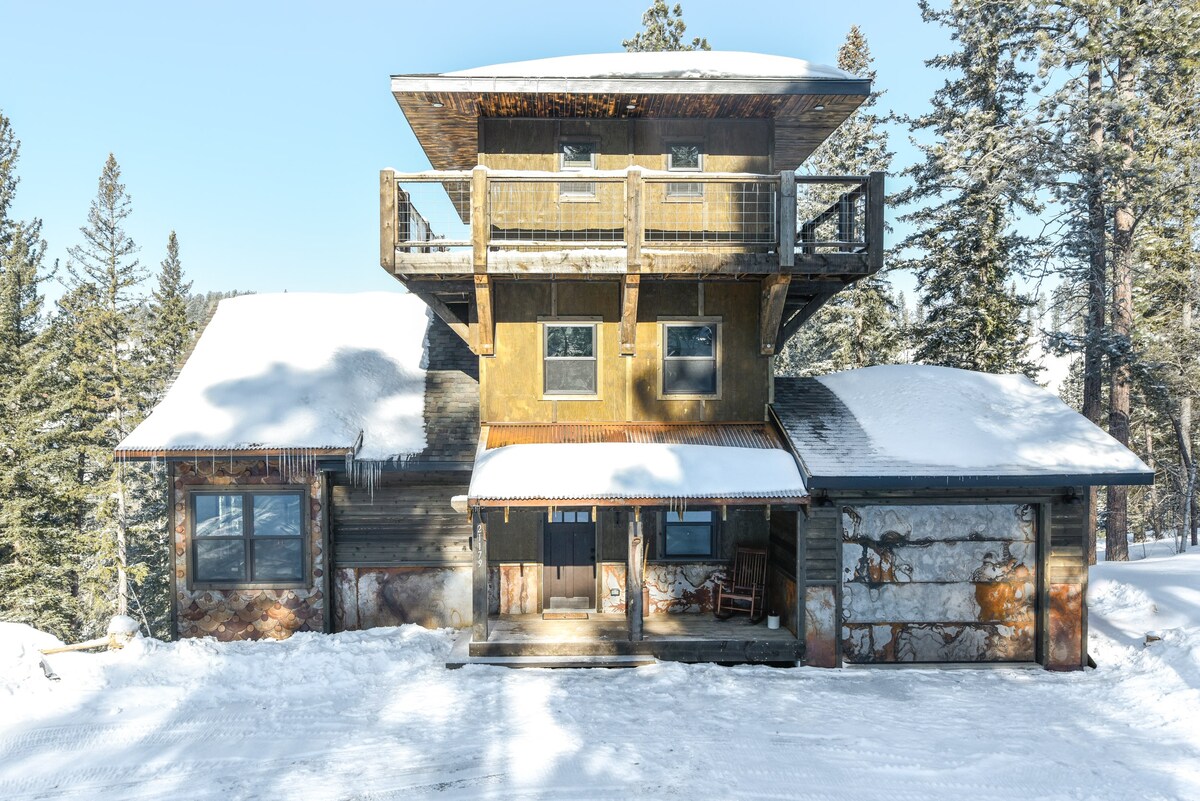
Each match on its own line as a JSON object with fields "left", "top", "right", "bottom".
{"left": 0, "top": 112, "right": 79, "bottom": 636}
{"left": 144, "top": 231, "right": 194, "bottom": 393}
{"left": 897, "top": 0, "right": 1040, "bottom": 377}
{"left": 623, "top": 1, "right": 710, "bottom": 52}
{"left": 778, "top": 26, "right": 900, "bottom": 376}
{"left": 60, "top": 153, "right": 148, "bottom": 629}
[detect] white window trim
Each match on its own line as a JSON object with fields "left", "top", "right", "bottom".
{"left": 540, "top": 318, "right": 602, "bottom": 401}
{"left": 666, "top": 139, "right": 705, "bottom": 200}
{"left": 658, "top": 317, "right": 722, "bottom": 400}
{"left": 558, "top": 137, "right": 599, "bottom": 201}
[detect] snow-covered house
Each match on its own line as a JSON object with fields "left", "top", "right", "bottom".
{"left": 119, "top": 52, "right": 1151, "bottom": 669}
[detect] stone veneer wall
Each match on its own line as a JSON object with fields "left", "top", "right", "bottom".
{"left": 172, "top": 460, "right": 326, "bottom": 640}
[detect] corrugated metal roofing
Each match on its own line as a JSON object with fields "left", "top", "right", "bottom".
{"left": 485, "top": 423, "right": 786, "bottom": 451}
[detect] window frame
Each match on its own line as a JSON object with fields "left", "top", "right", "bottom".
{"left": 557, "top": 137, "right": 599, "bottom": 201}
{"left": 187, "top": 487, "right": 309, "bottom": 590}
{"left": 659, "top": 509, "right": 719, "bottom": 561}
{"left": 540, "top": 318, "right": 602, "bottom": 401}
{"left": 658, "top": 318, "right": 722, "bottom": 400}
{"left": 665, "top": 139, "right": 705, "bottom": 200}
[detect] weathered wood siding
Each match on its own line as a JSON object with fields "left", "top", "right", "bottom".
{"left": 170, "top": 460, "right": 327, "bottom": 641}
{"left": 840, "top": 503, "right": 1037, "bottom": 664}
{"left": 1046, "top": 497, "right": 1087, "bottom": 669}
{"left": 801, "top": 504, "right": 840, "bottom": 667}
{"left": 767, "top": 511, "right": 799, "bottom": 636}
{"left": 328, "top": 471, "right": 473, "bottom": 631}
{"left": 480, "top": 280, "right": 770, "bottom": 423}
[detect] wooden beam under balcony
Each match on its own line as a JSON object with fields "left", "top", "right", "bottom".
{"left": 620, "top": 275, "right": 640, "bottom": 355}
{"left": 760, "top": 273, "right": 791, "bottom": 356}
{"left": 473, "top": 275, "right": 494, "bottom": 356}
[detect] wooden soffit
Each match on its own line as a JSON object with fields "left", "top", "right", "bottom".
{"left": 391, "top": 74, "right": 869, "bottom": 173}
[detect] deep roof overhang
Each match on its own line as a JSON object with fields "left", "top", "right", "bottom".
{"left": 805, "top": 471, "right": 1156, "bottom": 492}
{"left": 390, "top": 73, "right": 870, "bottom": 173}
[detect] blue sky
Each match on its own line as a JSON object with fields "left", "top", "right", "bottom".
{"left": 0, "top": 1, "right": 946, "bottom": 300}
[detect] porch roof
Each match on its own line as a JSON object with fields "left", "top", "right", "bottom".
{"left": 468, "top": 424, "right": 807, "bottom": 506}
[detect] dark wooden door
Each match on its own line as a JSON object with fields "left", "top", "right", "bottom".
{"left": 543, "top": 522, "right": 596, "bottom": 609}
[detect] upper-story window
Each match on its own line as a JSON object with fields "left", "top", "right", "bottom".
{"left": 543, "top": 322, "right": 598, "bottom": 396}
{"left": 559, "top": 139, "right": 597, "bottom": 198}
{"left": 662, "top": 321, "right": 719, "bottom": 397}
{"left": 666, "top": 141, "right": 704, "bottom": 199}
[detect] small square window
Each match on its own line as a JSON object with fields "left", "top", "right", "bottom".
{"left": 560, "top": 141, "right": 597, "bottom": 197}
{"left": 662, "top": 323, "right": 719, "bottom": 396}
{"left": 544, "top": 323, "right": 598, "bottom": 396}
{"left": 663, "top": 510, "right": 716, "bottom": 558}
{"left": 667, "top": 142, "right": 703, "bottom": 198}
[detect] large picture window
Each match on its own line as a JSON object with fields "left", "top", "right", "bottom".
{"left": 190, "top": 490, "right": 306, "bottom": 586}
{"left": 662, "top": 322, "right": 719, "bottom": 396}
{"left": 543, "top": 323, "right": 598, "bottom": 396}
{"left": 663, "top": 510, "right": 716, "bottom": 558}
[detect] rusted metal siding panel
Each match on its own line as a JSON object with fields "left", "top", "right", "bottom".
{"left": 332, "top": 566, "right": 471, "bottom": 630}
{"left": 804, "top": 586, "right": 838, "bottom": 667}
{"left": 840, "top": 504, "right": 1037, "bottom": 664}
{"left": 1046, "top": 497, "right": 1087, "bottom": 670}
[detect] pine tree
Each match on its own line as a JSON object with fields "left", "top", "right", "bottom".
{"left": 778, "top": 26, "right": 899, "bottom": 376}
{"left": 897, "top": 0, "right": 1040, "bottom": 378}
{"left": 0, "top": 112, "right": 80, "bottom": 636}
{"left": 623, "top": 1, "right": 710, "bottom": 52}
{"left": 145, "top": 231, "right": 194, "bottom": 394}
{"left": 60, "top": 153, "right": 148, "bottom": 628}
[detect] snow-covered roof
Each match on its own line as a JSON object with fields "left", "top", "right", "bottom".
{"left": 468, "top": 443, "right": 807, "bottom": 504}
{"left": 443, "top": 51, "right": 855, "bottom": 81}
{"left": 773, "top": 365, "right": 1153, "bottom": 490}
{"left": 118, "top": 292, "right": 431, "bottom": 460}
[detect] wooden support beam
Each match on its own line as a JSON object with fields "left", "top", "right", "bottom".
{"left": 778, "top": 170, "right": 796, "bottom": 269}
{"left": 775, "top": 289, "right": 839, "bottom": 353}
{"left": 867, "top": 171, "right": 885, "bottom": 272}
{"left": 627, "top": 509, "right": 644, "bottom": 642}
{"left": 379, "top": 169, "right": 397, "bottom": 272}
{"left": 473, "top": 275, "right": 494, "bottom": 356}
{"left": 795, "top": 509, "right": 807, "bottom": 654}
{"left": 625, "top": 166, "right": 643, "bottom": 269}
{"left": 619, "top": 275, "right": 640, "bottom": 356}
{"left": 472, "top": 509, "right": 489, "bottom": 644}
{"left": 409, "top": 289, "right": 471, "bottom": 346}
{"left": 759, "top": 273, "right": 792, "bottom": 356}
{"left": 471, "top": 164, "right": 488, "bottom": 275}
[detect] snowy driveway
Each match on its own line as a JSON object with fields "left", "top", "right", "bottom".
{"left": 3, "top": 554, "right": 1200, "bottom": 801}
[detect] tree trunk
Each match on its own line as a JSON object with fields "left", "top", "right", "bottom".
{"left": 1105, "top": 44, "right": 1135, "bottom": 563}
{"left": 1184, "top": 258, "right": 1197, "bottom": 547}
{"left": 1082, "top": 18, "right": 1106, "bottom": 566}
{"left": 115, "top": 464, "right": 128, "bottom": 617}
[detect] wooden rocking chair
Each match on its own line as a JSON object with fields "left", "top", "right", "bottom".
{"left": 713, "top": 547, "right": 767, "bottom": 622}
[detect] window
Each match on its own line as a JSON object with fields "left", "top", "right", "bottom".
{"left": 559, "top": 140, "right": 597, "bottom": 198}
{"left": 666, "top": 141, "right": 703, "bottom": 198}
{"left": 190, "top": 490, "right": 306, "bottom": 586}
{"left": 551, "top": 510, "right": 592, "bottom": 523}
{"left": 543, "top": 323, "right": 598, "bottom": 396}
{"left": 662, "top": 322, "right": 719, "bottom": 396}
{"left": 663, "top": 510, "right": 716, "bottom": 558}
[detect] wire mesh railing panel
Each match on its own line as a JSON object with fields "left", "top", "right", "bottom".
{"left": 642, "top": 178, "right": 778, "bottom": 246}
{"left": 395, "top": 178, "right": 471, "bottom": 250}
{"left": 795, "top": 179, "right": 869, "bottom": 254}
{"left": 487, "top": 178, "right": 626, "bottom": 247}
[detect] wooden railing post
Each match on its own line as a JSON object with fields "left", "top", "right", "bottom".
{"left": 472, "top": 508, "right": 489, "bottom": 644}
{"left": 620, "top": 167, "right": 643, "bottom": 356}
{"left": 867, "top": 171, "right": 885, "bottom": 271}
{"left": 471, "top": 165, "right": 494, "bottom": 356}
{"left": 778, "top": 170, "right": 796, "bottom": 269}
{"left": 379, "top": 169, "right": 397, "bottom": 272}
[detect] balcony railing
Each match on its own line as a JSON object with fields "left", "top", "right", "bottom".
{"left": 379, "top": 167, "right": 883, "bottom": 276}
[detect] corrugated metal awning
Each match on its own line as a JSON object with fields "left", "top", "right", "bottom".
{"left": 485, "top": 422, "right": 787, "bottom": 450}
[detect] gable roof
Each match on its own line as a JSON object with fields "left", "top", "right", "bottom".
{"left": 118, "top": 292, "right": 477, "bottom": 464}
{"left": 772, "top": 365, "right": 1153, "bottom": 490}
{"left": 390, "top": 50, "right": 870, "bottom": 174}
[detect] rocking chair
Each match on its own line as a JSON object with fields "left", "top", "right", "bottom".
{"left": 713, "top": 546, "right": 767, "bottom": 622}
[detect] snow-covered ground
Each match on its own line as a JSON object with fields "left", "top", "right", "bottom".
{"left": 3, "top": 547, "right": 1200, "bottom": 801}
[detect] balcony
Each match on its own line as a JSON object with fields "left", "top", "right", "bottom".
{"left": 379, "top": 167, "right": 884, "bottom": 279}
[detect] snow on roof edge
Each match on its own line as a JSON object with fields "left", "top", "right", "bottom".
{"left": 434, "top": 51, "right": 859, "bottom": 82}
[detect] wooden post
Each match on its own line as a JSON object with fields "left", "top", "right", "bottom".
{"left": 759, "top": 273, "right": 791, "bottom": 356}
{"left": 778, "top": 170, "right": 796, "bottom": 269}
{"left": 379, "top": 169, "right": 397, "bottom": 272}
{"left": 627, "top": 508, "right": 644, "bottom": 641}
{"left": 620, "top": 275, "right": 640, "bottom": 356}
{"left": 795, "top": 508, "right": 807, "bottom": 655}
{"left": 470, "top": 165, "right": 494, "bottom": 355}
{"left": 621, "top": 168, "right": 643, "bottom": 355}
{"left": 472, "top": 508, "right": 489, "bottom": 643}
{"left": 474, "top": 275, "right": 494, "bottom": 356}
{"left": 866, "top": 171, "right": 885, "bottom": 272}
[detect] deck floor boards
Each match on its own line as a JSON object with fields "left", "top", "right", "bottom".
{"left": 486, "top": 613, "right": 796, "bottom": 644}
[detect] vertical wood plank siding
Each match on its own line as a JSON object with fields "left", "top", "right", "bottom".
{"left": 1046, "top": 496, "right": 1088, "bottom": 670}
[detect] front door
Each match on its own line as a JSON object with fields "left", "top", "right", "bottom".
{"left": 543, "top": 515, "right": 596, "bottom": 610}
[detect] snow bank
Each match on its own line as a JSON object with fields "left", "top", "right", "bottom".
{"left": 817, "top": 364, "right": 1150, "bottom": 476}
{"left": 468, "top": 442, "right": 806, "bottom": 501}
{"left": 117, "top": 293, "right": 431, "bottom": 460}
{"left": 443, "top": 51, "right": 856, "bottom": 81}
{"left": 0, "top": 623, "right": 62, "bottom": 695}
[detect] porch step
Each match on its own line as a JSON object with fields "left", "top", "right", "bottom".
{"left": 445, "top": 633, "right": 656, "bottom": 669}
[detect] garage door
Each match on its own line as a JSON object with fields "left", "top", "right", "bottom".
{"left": 841, "top": 504, "right": 1037, "bottom": 663}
